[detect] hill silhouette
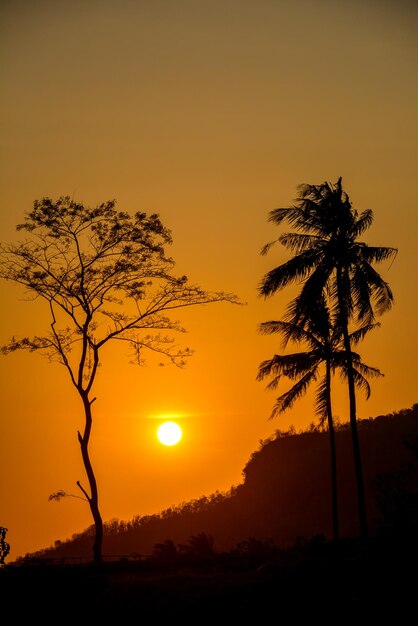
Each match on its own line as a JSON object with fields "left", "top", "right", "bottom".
{"left": 22, "top": 404, "right": 418, "bottom": 561}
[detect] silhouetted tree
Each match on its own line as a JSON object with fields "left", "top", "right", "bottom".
{"left": 372, "top": 436, "right": 418, "bottom": 538}
{"left": 152, "top": 539, "right": 179, "bottom": 562}
{"left": 259, "top": 177, "right": 396, "bottom": 538}
{"left": 257, "top": 298, "right": 381, "bottom": 541}
{"left": 0, "top": 527, "right": 10, "bottom": 565}
{"left": 0, "top": 197, "right": 237, "bottom": 562}
{"left": 236, "top": 537, "right": 277, "bottom": 560}
{"left": 180, "top": 532, "right": 215, "bottom": 559}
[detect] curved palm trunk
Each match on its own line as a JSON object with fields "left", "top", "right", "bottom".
{"left": 342, "top": 328, "right": 368, "bottom": 539}
{"left": 78, "top": 395, "right": 103, "bottom": 563}
{"left": 325, "top": 359, "right": 339, "bottom": 542}
{"left": 337, "top": 268, "right": 368, "bottom": 539}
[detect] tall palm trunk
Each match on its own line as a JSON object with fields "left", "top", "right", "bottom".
{"left": 325, "top": 359, "right": 339, "bottom": 542}
{"left": 337, "top": 268, "right": 368, "bottom": 539}
{"left": 343, "top": 328, "right": 368, "bottom": 539}
{"left": 78, "top": 394, "right": 103, "bottom": 563}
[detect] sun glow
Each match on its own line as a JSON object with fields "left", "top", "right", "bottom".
{"left": 157, "top": 421, "right": 183, "bottom": 446}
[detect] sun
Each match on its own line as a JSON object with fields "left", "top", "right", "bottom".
{"left": 157, "top": 421, "right": 182, "bottom": 446}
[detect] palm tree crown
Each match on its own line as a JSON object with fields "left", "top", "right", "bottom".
{"left": 260, "top": 177, "right": 396, "bottom": 327}
{"left": 257, "top": 304, "right": 382, "bottom": 421}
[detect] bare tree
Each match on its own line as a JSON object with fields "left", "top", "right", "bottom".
{"left": 0, "top": 197, "right": 238, "bottom": 563}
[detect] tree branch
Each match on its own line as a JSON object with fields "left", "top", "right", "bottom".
{"left": 76, "top": 480, "right": 90, "bottom": 501}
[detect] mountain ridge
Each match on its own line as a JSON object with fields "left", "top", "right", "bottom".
{"left": 22, "top": 404, "right": 418, "bottom": 561}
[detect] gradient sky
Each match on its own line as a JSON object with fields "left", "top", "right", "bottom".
{"left": 1, "top": 0, "right": 417, "bottom": 560}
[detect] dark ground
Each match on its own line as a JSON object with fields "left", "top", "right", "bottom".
{"left": 2, "top": 537, "right": 416, "bottom": 621}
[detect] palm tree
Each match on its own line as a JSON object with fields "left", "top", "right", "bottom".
{"left": 180, "top": 532, "right": 215, "bottom": 559}
{"left": 257, "top": 301, "right": 381, "bottom": 542}
{"left": 259, "top": 178, "right": 396, "bottom": 538}
{"left": 152, "top": 539, "right": 179, "bottom": 562}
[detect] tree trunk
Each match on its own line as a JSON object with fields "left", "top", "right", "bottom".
{"left": 343, "top": 329, "right": 368, "bottom": 538}
{"left": 78, "top": 395, "right": 103, "bottom": 563}
{"left": 337, "top": 268, "right": 368, "bottom": 539}
{"left": 325, "top": 360, "right": 339, "bottom": 542}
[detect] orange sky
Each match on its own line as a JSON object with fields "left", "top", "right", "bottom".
{"left": 1, "top": 0, "right": 417, "bottom": 560}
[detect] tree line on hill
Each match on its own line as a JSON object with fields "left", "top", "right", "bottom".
{"left": 18, "top": 405, "right": 418, "bottom": 563}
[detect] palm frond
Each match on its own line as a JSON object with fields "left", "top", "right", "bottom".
{"left": 264, "top": 375, "right": 281, "bottom": 391}
{"left": 257, "top": 320, "right": 289, "bottom": 335}
{"left": 257, "top": 356, "right": 281, "bottom": 382}
{"left": 351, "top": 209, "right": 373, "bottom": 238}
{"left": 351, "top": 368, "right": 372, "bottom": 399}
{"left": 306, "top": 294, "right": 333, "bottom": 342}
{"left": 328, "top": 351, "right": 351, "bottom": 370}
{"left": 260, "top": 239, "right": 279, "bottom": 256}
{"left": 258, "top": 319, "right": 321, "bottom": 350}
{"left": 360, "top": 245, "right": 397, "bottom": 264}
{"left": 269, "top": 197, "right": 333, "bottom": 236}
{"left": 284, "top": 260, "right": 333, "bottom": 325}
{"left": 360, "top": 260, "right": 394, "bottom": 315}
{"left": 350, "top": 263, "right": 374, "bottom": 323}
{"left": 349, "top": 322, "right": 380, "bottom": 345}
{"left": 314, "top": 376, "right": 329, "bottom": 425}
{"left": 339, "top": 359, "right": 382, "bottom": 399}
{"left": 295, "top": 198, "right": 337, "bottom": 236}
{"left": 351, "top": 359, "right": 383, "bottom": 379}
{"left": 259, "top": 249, "right": 321, "bottom": 297}
{"left": 283, "top": 355, "right": 319, "bottom": 380}
{"left": 257, "top": 352, "right": 316, "bottom": 383}
{"left": 270, "top": 368, "right": 318, "bottom": 419}
{"left": 335, "top": 264, "right": 354, "bottom": 324}
{"left": 278, "top": 233, "right": 324, "bottom": 254}
{"left": 268, "top": 207, "right": 303, "bottom": 226}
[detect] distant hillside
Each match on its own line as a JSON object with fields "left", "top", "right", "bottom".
{"left": 25, "top": 405, "right": 418, "bottom": 560}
